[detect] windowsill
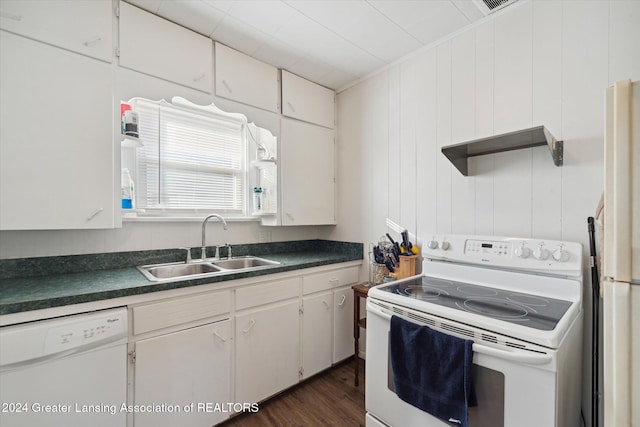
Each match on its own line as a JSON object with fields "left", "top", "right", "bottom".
{"left": 122, "top": 214, "right": 264, "bottom": 223}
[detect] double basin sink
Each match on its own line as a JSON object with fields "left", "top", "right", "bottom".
{"left": 137, "top": 256, "right": 281, "bottom": 282}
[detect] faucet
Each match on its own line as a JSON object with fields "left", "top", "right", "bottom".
{"left": 201, "top": 214, "right": 228, "bottom": 261}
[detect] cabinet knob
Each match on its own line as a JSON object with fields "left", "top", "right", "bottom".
{"left": 242, "top": 319, "right": 255, "bottom": 334}
{"left": 83, "top": 37, "right": 102, "bottom": 47}
{"left": 86, "top": 207, "right": 103, "bottom": 221}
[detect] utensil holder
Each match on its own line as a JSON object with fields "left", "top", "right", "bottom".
{"left": 395, "top": 255, "right": 417, "bottom": 280}
{"left": 370, "top": 261, "right": 389, "bottom": 285}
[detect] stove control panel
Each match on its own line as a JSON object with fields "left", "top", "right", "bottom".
{"left": 422, "top": 235, "right": 583, "bottom": 277}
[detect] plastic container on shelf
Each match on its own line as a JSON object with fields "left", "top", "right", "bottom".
{"left": 252, "top": 187, "right": 263, "bottom": 214}
{"left": 121, "top": 168, "right": 135, "bottom": 209}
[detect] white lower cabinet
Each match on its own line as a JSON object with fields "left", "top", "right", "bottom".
{"left": 126, "top": 263, "right": 360, "bottom": 426}
{"left": 235, "top": 300, "right": 300, "bottom": 404}
{"left": 132, "top": 319, "right": 232, "bottom": 427}
{"left": 301, "top": 267, "right": 358, "bottom": 380}
{"left": 333, "top": 286, "right": 355, "bottom": 363}
{"left": 129, "top": 290, "right": 232, "bottom": 427}
{"left": 302, "top": 291, "right": 333, "bottom": 379}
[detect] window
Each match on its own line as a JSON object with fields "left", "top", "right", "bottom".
{"left": 132, "top": 98, "right": 247, "bottom": 215}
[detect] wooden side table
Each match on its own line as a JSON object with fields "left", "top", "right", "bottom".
{"left": 352, "top": 283, "right": 371, "bottom": 386}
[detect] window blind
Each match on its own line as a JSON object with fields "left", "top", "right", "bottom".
{"left": 134, "top": 99, "right": 245, "bottom": 213}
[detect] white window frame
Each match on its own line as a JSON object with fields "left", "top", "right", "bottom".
{"left": 129, "top": 97, "right": 251, "bottom": 218}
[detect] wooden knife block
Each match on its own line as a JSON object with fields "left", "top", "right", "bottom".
{"left": 395, "top": 255, "right": 417, "bottom": 280}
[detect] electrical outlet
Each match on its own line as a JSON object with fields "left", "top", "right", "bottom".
{"left": 259, "top": 231, "right": 272, "bottom": 243}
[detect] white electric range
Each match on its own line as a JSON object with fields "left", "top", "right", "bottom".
{"left": 365, "top": 234, "right": 584, "bottom": 427}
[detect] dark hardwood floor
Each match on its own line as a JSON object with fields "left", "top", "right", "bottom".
{"left": 219, "top": 358, "right": 365, "bottom": 427}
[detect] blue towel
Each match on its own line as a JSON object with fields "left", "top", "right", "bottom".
{"left": 390, "top": 315, "right": 476, "bottom": 427}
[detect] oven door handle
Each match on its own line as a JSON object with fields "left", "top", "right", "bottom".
{"left": 368, "top": 303, "right": 552, "bottom": 366}
{"left": 471, "top": 343, "right": 552, "bottom": 365}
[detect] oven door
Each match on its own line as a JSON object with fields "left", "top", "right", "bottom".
{"left": 365, "top": 299, "right": 559, "bottom": 427}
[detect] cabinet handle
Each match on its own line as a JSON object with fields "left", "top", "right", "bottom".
{"left": 322, "top": 300, "right": 330, "bottom": 309}
{"left": 193, "top": 73, "right": 205, "bottom": 82}
{"left": 338, "top": 295, "right": 346, "bottom": 306}
{"left": 86, "top": 207, "right": 103, "bottom": 221}
{"left": 286, "top": 212, "right": 294, "bottom": 221}
{"left": 329, "top": 278, "right": 339, "bottom": 284}
{"left": 0, "top": 11, "right": 22, "bottom": 21}
{"left": 222, "top": 80, "right": 232, "bottom": 93}
{"left": 83, "top": 37, "right": 102, "bottom": 47}
{"left": 286, "top": 101, "right": 296, "bottom": 113}
{"left": 242, "top": 319, "right": 255, "bottom": 334}
{"left": 213, "top": 331, "right": 227, "bottom": 342}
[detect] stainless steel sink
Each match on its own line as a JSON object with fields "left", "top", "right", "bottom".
{"left": 210, "top": 256, "right": 280, "bottom": 270}
{"left": 137, "top": 256, "right": 281, "bottom": 282}
{"left": 137, "top": 261, "right": 222, "bottom": 281}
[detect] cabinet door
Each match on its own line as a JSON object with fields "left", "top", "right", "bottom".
{"left": 333, "top": 286, "right": 355, "bottom": 363}
{"left": 235, "top": 300, "right": 300, "bottom": 404}
{"left": 133, "top": 320, "right": 232, "bottom": 427}
{"left": 215, "top": 42, "right": 279, "bottom": 113}
{"left": 281, "top": 118, "right": 335, "bottom": 225}
{"left": 282, "top": 70, "right": 335, "bottom": 129}
{"left": 0, "top": 0, "right": 112, "bottom": 62}
{"left": 119, "top": 2, "right": 212, "bottom": 93}
{"left": 302, "top": 292, "right": 333, "bottom": 379}
{"left": 0, "top": 32, "right": 114, "bottom": 230}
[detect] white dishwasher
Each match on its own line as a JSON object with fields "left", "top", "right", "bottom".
{"left": 0, "top": 307, "right": 128, "bottom": 427}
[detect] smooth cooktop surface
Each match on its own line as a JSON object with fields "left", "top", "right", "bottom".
{"left": 376, "top": 275, "right": 572, "bottom": 331}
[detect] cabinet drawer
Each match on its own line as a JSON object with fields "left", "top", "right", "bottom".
{"left": 303, "top": 266, "right": 359, "bottom": 295}
{"left": 236, "top": 277, "right": 300, "bottom": 311}
{"left": 132, "top": 290, "right": 231, "bottom": 335}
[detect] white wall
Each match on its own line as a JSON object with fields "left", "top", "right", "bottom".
{"left": 332, "top": 1, "right": 640, "bottom": 425}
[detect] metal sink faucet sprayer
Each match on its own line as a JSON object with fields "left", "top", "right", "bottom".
{"left": 201, "top": 214, "right": 228, "bottom": 261}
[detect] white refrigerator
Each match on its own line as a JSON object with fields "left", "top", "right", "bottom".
{"left": 602, "top": 79, "right": 640, "bottom": 426}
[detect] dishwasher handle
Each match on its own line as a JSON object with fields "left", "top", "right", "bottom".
{"left": 0, "top": 334, "right": 125, "bottom": 373}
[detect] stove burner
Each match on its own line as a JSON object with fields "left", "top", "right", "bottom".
{"left": 396, "top": 285, "right": 447, "bottom": 299}
{"left": 507, "top": 294, "right": 550, "bottom": 307}
{"left": 461, "top": 297, "right": 530, "bottom": 320}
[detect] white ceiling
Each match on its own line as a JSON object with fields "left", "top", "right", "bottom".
{"left": 124, "top": 0, "right": 495, "bottom": 91}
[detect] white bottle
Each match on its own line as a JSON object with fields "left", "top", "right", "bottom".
{"left": 121, "top": 168, "right": 135, "bottom": 209}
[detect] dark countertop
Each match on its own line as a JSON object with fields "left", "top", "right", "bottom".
{"left": 0, "top": 240, "right": 363, "bottom": 316}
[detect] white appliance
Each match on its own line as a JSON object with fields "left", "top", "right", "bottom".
{"left": 0, "top": 308, "right": 128, "bottom": 427}
{"left": 366, "top": 235, "right": 584, "bottom": 427}
{"left": 602, "top": 79, "right": 640, "bottom": 426}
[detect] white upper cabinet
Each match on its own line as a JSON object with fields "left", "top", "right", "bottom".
{"left": 0, "top": 32, "right": 114, "bottom": 230}
{"left": 118, "top": 2, "right": 213, "bottom": 93}
{"left": 215, "top": 42, "right": 280, "bottom": 113}
{"left": 280, "top": 118, "right": 335, "bottom": 226}
{"left": 282, "top": 70, "right": 335, "bottom": 129}
{"left": 0, "top": 0, "right": 113, "bottom": 62}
